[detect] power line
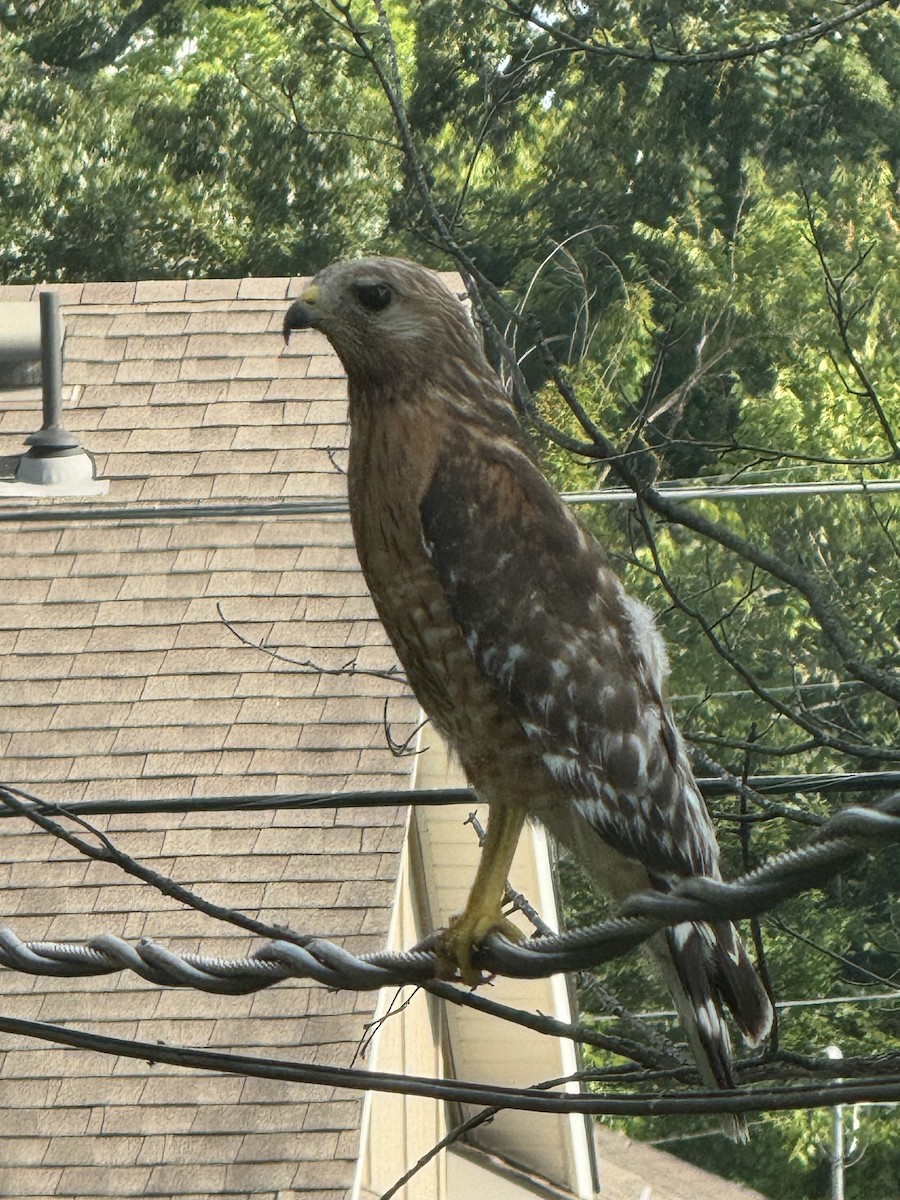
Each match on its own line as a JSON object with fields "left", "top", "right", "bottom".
{"left": 562, "top": 478, "right": 900, "bottom": 505}
{"left": 670, "top": 680, "right": 866, "bottom": 702}
{"left": 1, "top": 790, "right": 897, "bottom": 990}
{"left": 621, "top": 994, "right": 900, "bottom": 1022}
{"left": 0, "top": 497, "right": 348, "bottom": 525}
{"left": 1, "top": 773, "right": 898, "bottom": 822}
{"left": 702, "top": 771, "right": 900, "bottom": 797}
{"left": 0, "top": 476, "right": 897, "bottom": 525}
{"left": 1, "top": 1013, "right": 898, "bottom": 1117}
{"left": 0, "top": 785, "right": 470, "bottom": 819}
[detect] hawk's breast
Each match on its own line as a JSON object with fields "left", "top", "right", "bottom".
{"left": 346, "top": 399, "right": 556, "bottom": 811}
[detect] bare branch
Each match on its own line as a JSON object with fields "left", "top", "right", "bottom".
{"left": 767, "top": 917, "right": 900, "bottom": 991}
{"left": 217, "top": 601, "right": 408, "bottom": 684}
{"left": 633, "top": 501, "right": 900, "bottom": 759}
{"left": 637, "top": 483, "right": 900, "bottom": 707}
{"left": 378, "top": 1104, "right": 499, "bottom": 1199}
{"left": 692, "top": 751, "right": 826, "bottom": 829}
{"left": 801, "top": 185, "right": 900, "bottom": 460}
{"left": 425, "top": 978, "right": 667, "bottom": 1069}
{"left": 0, "top": 783, "right": 299, "bottom": 947}
{"left": 501, "top": 0, "right": 893, "bottom": 68}
{"left": 383, "top": 701, "right": 428, "bottom": 757}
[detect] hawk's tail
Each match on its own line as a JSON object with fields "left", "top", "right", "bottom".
{"left": 652, "top": 921, "right": 774, "bottom": 1143}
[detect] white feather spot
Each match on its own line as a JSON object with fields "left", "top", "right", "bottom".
{"left": 696, "top": 998, "right": 721, "bottom": 1039}
{"left": 672, "top": 923, "right": 694, "bottom": 950}
{"left": 543, "top": 752, "right": 584, "bottom": 788}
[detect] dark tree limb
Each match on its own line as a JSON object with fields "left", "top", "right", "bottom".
{"left": 22, "top": 0, "right": 176, "bottom": 73}
{"left": 501, "top": 0, "right": 893, "bottom": 68}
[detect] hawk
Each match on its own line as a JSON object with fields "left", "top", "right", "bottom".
{"left": 284, "top": 257, "right": 773, "bottom": 1134}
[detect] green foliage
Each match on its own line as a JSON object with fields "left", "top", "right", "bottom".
{"left": 0, "top": 1, "right": 400, "bottom": 280}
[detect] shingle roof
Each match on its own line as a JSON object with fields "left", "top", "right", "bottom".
{"left": 0, "top": 277, "right": 421, "bottom": 1200}
{"left": 593, "top": 1125, "right": 769, "bottom": 1200}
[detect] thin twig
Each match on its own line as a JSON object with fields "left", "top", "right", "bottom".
{"left": 217, "top": 601, "right": 408, "bottom": 684}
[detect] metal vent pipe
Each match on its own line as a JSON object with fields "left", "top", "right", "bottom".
{"left": 23, "top": 291, "right": 81, "bottom": 454}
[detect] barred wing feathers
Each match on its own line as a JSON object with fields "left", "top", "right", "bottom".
{"left": 419, "top": 433, "right": 717, "bottom": 881}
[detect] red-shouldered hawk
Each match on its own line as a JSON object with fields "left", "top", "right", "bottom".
{"left": 284, "top": 257, "right": 773, "bottom": 1137}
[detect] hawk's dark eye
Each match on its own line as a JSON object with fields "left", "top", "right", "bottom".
{"left": 353, "top": 281, "right": 393, "bottom": 312}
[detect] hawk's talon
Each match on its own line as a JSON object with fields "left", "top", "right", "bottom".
{"left": 435, "top": 910, "right": 525, "bottom": 987}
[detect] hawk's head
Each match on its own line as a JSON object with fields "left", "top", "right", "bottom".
{"left": 283, "top": 256, "right": 487, "bottom": 395}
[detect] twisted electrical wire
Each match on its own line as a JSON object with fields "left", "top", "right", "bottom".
{"left": 1, "top": 792, "right": 897, "bottom": 993}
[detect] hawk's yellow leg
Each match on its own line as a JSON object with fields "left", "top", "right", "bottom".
{"left": 437, "top": 805, "right": 527, "bottom": 986}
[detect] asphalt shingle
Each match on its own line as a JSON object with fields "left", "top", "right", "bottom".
{"left": 0, "top": 277, "right": 420, "bottom": 1200}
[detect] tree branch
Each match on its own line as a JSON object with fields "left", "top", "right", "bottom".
{"left": 501, "top": 0, "right": 893, "bottom": 68}
{"left": 633, "top": 502, "right": 900, "bottom": 758}
{"left": 23, "top": 0, "right": 175, "bottom": 73}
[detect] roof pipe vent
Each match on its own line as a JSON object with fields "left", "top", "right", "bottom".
{"left": 15, "top": 291, "right": 96, "bottom": 488}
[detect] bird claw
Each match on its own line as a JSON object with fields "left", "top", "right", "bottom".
{"left": 435, "top": 910, "right": 524, "bottom": 987}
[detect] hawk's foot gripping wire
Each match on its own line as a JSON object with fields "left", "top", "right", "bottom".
{"left": 436, "top": 908, "right": 525, "bottom": 986}
{"left": 435, "top": 804, "right": 527, "bottom": 986}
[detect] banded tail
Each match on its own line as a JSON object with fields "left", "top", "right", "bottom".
{"left": 654, "top": 920, "right": 774, "bottom": 1142}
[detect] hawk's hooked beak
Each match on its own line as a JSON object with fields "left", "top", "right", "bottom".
{"left": 283, "top": 284, "right": 320, "bottom": 345}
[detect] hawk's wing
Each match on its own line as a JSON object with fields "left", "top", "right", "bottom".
{"left": 419, "top": 432, "right": 717, "bottom": 881}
